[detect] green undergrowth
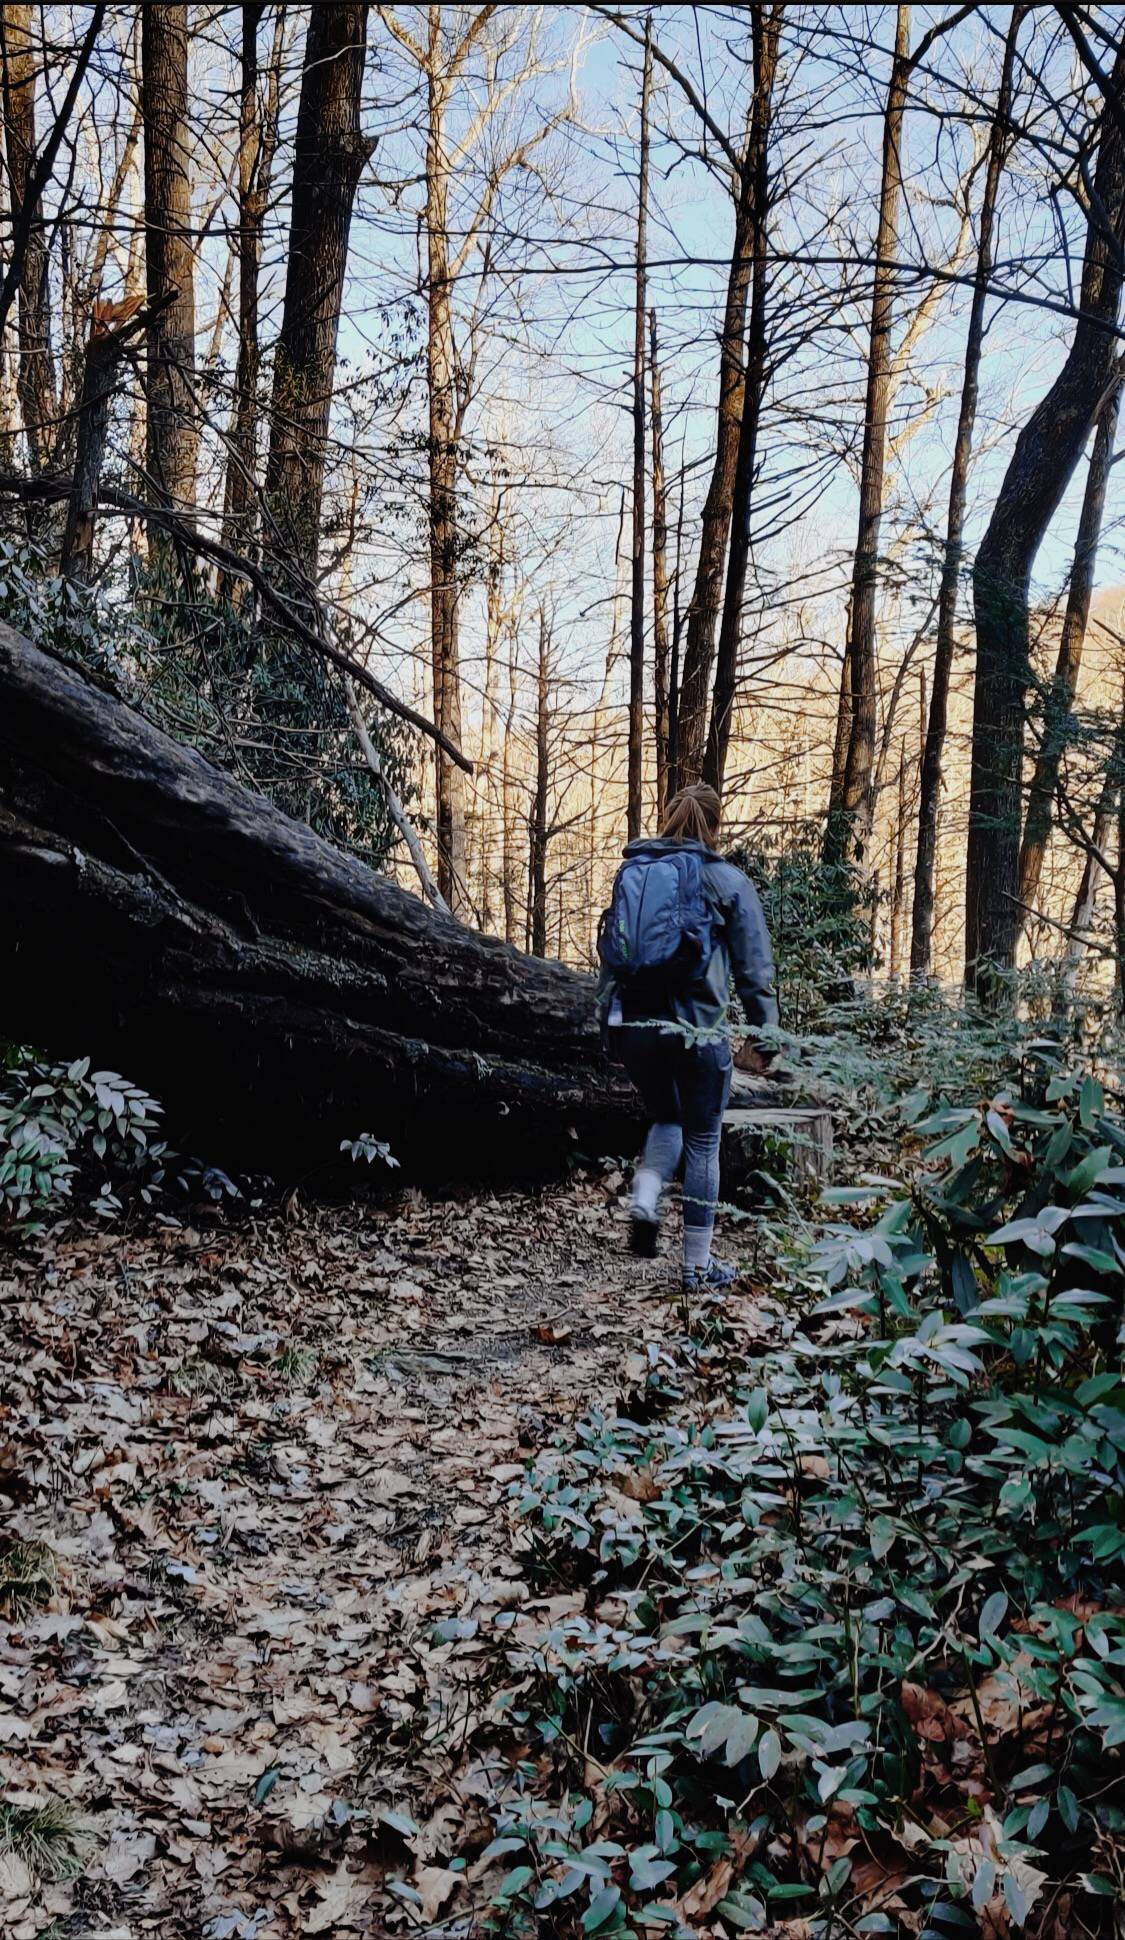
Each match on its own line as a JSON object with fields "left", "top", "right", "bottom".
{"left": 0, "top": 1799, "right": 92, "bottom": 1883}
{"left": 478, "top": 1032, "right": 1125, "bottom": 1939}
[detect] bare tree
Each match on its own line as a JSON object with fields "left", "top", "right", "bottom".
{"left": 825, "top": 5, "right": 910, "bottom": 866}
{"left": 378, "top": 4, "right": 577, "bottom": 914}
{"left": 0, "top": 5, "right": 58, "bottom": 470}
{"left": 222, "top": 5, "right": 286, "bottom": 581}
{"left": 966, "top": 37, "right": 1125, "bottom": 994}
{"left": 530, "top": 606, "right": 551, "bottom": 955}
{"left": 264, "top": 3, "right": 374, "bottom": 578}
{"left": 650, "top": 307, "right": 671, "bottom": 811}
{"left": 1017, "top": 374, "right": 1122, "bottom": 921}
{"left": 627, "top": 14, "right": 652, "bottom": 839}
{"left": 704, "top": 3, "right": 782, "bottom": 794}
{"left": 672, "top": 82, "right": 759, "bottom": 788}
{"left": 910, "top": 8, "right": 1021, "bottom": 977}
{"left": 142, "top": 3, "right": 198, "bottom": 529}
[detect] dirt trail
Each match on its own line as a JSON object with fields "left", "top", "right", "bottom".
{"left": 1, "top": 1171, "right": 691, "bottom": 1937}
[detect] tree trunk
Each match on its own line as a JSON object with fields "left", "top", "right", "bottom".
{"left": 827, "top": 4, "right": 910, "bottom": 866}
{"left": 531, "top": 609, "right": 550, "bottom": 956}
{"left": 1060, "top": 766, "right": 1119, "bottom": 1008}
{"left": 966, "top": 39, "right": 1125, "bottom": 995}
{"left": 649, "top": 309, "right": 671, "bottom": 813}
{"left": 826, "top": 621, "right": 852, "bottom": 826}
{"left": 667, "top": 457, "right": 686, "bottom": 786}
{"left": 671, "top": 91, "right": 758, "bottom": 789}
{"left": 627, "top": 17, "right": 652, "bottom": 839}
{"left": 0, "top": 3, "right": 58, "bottom": 471}
{"left": 1117, "top": 764, "right": 1125, "bottom": 1014}
{"left": 1016, "top": 374, "right": 1121, "bottom": 920}
{"left": 423, "top": 27, "right": 469, "bottom": 914}
{"left": 59, "top": 314, "right": 143, "bottom": 582}
{"left": 889, "top": 751, "right": 908, "bottom": 980}
{"left": 220, "top": 3, "right": 270, "bottom": 580}
{"left": 911, "top": 10, "right": 1020, "bottom": 978}
{"left": 141, "top": 3, "right": 198, "bottom": 529}
{"left": 0, "top": 622, "right": 637, "bottom": 1175}
{"left": 264, "top": 2, "right": 372, "bottom": 579}
{"left": 704, "top": 4, "right": 781, "bottom": 794}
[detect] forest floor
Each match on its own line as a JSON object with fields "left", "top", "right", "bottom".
{"left": 1, "top": 1167, "right": 777, "bottom": 1939}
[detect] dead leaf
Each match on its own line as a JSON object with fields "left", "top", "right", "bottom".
{"left": 302, "top": 1859, "right": 372, "bottom": 1933}
{"left": 414, "top": 1864, "right": 463, "bottom": 1922}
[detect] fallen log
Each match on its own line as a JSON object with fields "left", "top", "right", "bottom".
{"left": 0, "top": 623, "right": 640, "bottom": 1174}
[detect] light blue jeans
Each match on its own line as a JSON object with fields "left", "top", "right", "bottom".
{"left": 614, "top": 1025, "right": 732, "bottom": 1262}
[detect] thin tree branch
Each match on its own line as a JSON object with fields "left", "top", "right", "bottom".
{"left": 0, "top": 471, "right": 474, "bottom": 772}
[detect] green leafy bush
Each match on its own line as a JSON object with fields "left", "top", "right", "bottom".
{"left": 0, "top": 1047, "right": 166, "bottom": 1232}
{"left": 488, "top": 1044, "right": 1125, "bottom": 1937}
{"left": 731, "top": 827, "right": 875, "bottom": 1029}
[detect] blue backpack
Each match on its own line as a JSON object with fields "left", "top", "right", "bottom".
{"left": 598, "top": 848, "right": 715, "bottom": 993}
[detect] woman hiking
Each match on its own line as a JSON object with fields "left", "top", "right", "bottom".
{"left": 596, "top": 782, "right": 777, "bottom": 1289}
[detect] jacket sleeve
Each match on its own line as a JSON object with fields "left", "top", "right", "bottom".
{"left": 721, "top": 867, "right": 778, "bottom": 1029}
{"left": 594, "top": 955, "right": 615, "bottom": 1022}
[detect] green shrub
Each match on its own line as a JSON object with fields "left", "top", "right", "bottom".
{"left": 731, "top": 827, "right": 875, "bottom": 1029}
{"left": 0, "top": 1047, "right": 166, "bottom": 1233}
{"left": 489, "top": 1044, "right": 1125, "bottom": 1936}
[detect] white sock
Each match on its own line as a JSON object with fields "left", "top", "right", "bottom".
{"left": 632, "top": 1165, "right": 661, "bottom": 1220}
{"left": 682, "top": 1225, "right": 712, "bottom": 1270}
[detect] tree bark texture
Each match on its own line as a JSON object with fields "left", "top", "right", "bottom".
{"left": 0, "top": 3, "right": 58, "bottom": 471}
{"left": 966, "top": 37, "right": 1125, "bottom": 993}
{"left": 59, "top": 307, "right": 153, "bottom": 583}
{"left": 221, "top": 2, "right": 269, "bottom": 576}
{"left": 264, "top": 1, "right": 373, "bottom": 577}
{"left": 1059, "top": 755, "right": 1119, "bottom": 1008}
{"left": 530, "top": 609, "right": 550, "bottom": 957}
{"left": 627, "top": 17, "right": 652, "bottom": 839}
{"left": 829, "top": 4, "right": 910, "bottom": 866}
{"left": 1016, "top": 375, "right": 1121, "bottom": 920}
{"left": 649, "top": 309, "right": 671, "bottom": 813}
{"left": 0, "top": 623, "right": 638, "bottom": 1175}
{"left": 423, "top": 21, "right": 469, "bottom": 913}
{"left": 910, "top": 9, "right": 1020, "bottom": 977}
{"left": 141, "top": 3, "right": 198, "bottom": 524}
{"left": 671, "top": 91, "right": 758, "bottom": 788}
{"left": 704, "top": 4, "right": 781, "bottom": 794}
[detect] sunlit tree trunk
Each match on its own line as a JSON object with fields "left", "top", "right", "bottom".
{"left": 1060, "top": 766, "right": 1119, "bottom": 1008}
{"left": 888, "top": 752, "right": 908, "bottom": 980}
{"left": 141, "top": 3, "right": 198, "bottom": 532}
{"left": 650, "top": 309, "right": 671, "bottom": 813}
{"left": 627, "top": 16, "right": 651, "bottom": 839}
{"left": 222, "top": 4, "right": 285, "bottom": 584}
{"left": 530, "top": 608, "right": 550, "bottom": 956}
{"left": 423, "top": 20, "right": 470, "bottom": 911}
{"left": 827, "top": 4, "right": 910, "bottom": 866}
{"left": 0, "top": 4, "right": 58, "bottom": 471}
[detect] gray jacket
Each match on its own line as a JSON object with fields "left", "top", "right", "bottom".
{"left": 596, "top": 836, "right": 778, "bottom": 1036}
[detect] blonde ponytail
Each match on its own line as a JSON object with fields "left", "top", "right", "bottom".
{"left": 660, "top": 782, "right": 722, "bottom": 846}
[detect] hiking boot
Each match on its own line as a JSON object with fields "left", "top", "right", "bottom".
{"left": 629, "top": 1211, "right": 660, "bottom": 1258}
{"left": 682, "top": 1256, "right": 737, "bottom": 1292}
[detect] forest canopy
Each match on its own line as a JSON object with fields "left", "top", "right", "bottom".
{"left": 1, "top": 1, "right": 1124, "bottom": 1006}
